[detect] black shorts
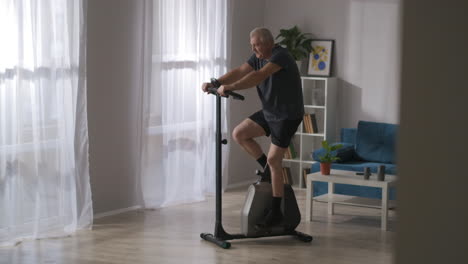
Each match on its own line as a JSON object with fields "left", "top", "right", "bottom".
{"left": 249, "top": 110, "right": 302, "bottom": 148}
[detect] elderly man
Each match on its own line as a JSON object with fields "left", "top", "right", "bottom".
{"left": 201, "top": 27, "right": 304, "bottom": 229}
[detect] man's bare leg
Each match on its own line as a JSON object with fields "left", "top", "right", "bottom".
{"left": 267, "top": 143, "right": 287, "bottom": 197}
{"left": 232, "top": 118, "right": 266, "bottom": 159}
{"left": 232, "top": 118, "right": 271, "bottom": 181}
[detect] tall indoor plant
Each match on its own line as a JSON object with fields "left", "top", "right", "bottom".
{"left": 318, "top": 140, "right": 343, "bottom": 175}
{"left": 275, "top": 25, "right": 313, "bottom": 70}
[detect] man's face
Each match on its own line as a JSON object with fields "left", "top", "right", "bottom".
{"left": 250, "top": 35, "right": 273, "bottom": 60}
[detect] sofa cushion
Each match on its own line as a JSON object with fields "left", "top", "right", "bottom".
{"left": 341, "top": 128, "right": 357, "bottom": 144}
{"left": 355, "top": 121, "right": 397, "bottom": 164}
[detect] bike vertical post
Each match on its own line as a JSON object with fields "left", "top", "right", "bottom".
{"left": 215, "top": 93, "right": 222, "bottom": 236}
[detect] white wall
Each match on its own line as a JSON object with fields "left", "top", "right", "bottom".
{"left": 396, "top": 1, "right": 468, "bottom": 263}
{"left": 263, "top": 0, "right": 401, "bottom": 129}
{"left": 87, "top": 0, "right": 144, "bottom": 214}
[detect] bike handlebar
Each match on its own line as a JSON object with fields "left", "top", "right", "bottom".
{"left": 207, "top": 87, "right": 245, "bottom": 101}
{"left": 207, "top": 78, "right": 245, "bottom": 101}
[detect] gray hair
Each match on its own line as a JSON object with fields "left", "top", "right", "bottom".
{"left": 249, "top": 27, "right": 274, "bottom": 45}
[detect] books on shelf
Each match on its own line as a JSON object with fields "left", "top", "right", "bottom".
{"left": 310, "top": 114, "right": 318, "bottom": 133}
{"left": 303, "top": 114, "right": 319, "bottom": 134}
{"left": 283, "top": 141, "right": 297, "bottom": 159}
{"left": 282, "top": 167, "right": 293, "bottom": 185}
{"left": 303, "top": 114, "right": 311, "bottom": 133}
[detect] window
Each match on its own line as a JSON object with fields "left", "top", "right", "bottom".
{"left": 146, "top": 0, "right": 228, "bottom": 133}
{"left": 0, "top": 1, "right": 78, "bottom": 149}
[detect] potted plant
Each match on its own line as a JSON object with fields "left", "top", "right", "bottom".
{"left": 318, "top": 140, "right": 343, "bottom": 175}
{"left": 275, "top": 25, "right": 313, "bottom": 70}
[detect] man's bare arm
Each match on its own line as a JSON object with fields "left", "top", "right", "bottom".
{"left": 202, "top": 63, "right": 254, "bottom": 93}
{"left": 231, "top": 62, "right": 281, "bottom": 91}
{"left": 217, "top": 63, "right": 254, "bottom": 85}
{"left": 216, "top": 62, "right": 282, "bottom": 96}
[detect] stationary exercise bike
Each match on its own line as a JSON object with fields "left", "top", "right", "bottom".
{"left": 200, "top": 79, "right": 313, "bottom": 249}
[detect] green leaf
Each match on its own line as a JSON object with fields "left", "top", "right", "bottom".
{"left": 318, "top": 140, "right": 342, "bottom": 163}
{"left": 321, "top": 140, "right": 329, "bottom": 149}
{"left": 330, "top": 144, "right": 343, "bottom": 151}
{"left": 274, "top": 25, "right": 313, "bottom": 61}
{"left": 301, "top": 39, "right": 313, "bottom": 53}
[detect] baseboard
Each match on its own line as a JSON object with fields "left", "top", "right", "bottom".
{"left": 94, "top": 205, "right": 142, "bottom": 220}
{"left": 225, "top": 179, "right": 255, "bottom": 190}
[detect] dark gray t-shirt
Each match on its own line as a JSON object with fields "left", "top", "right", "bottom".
{"left": 247, "top": 45, "right": 304, "bottom": 121}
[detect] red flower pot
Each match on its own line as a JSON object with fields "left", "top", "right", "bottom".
{"left": 320, "top": 162, "right": 331, "bottom": 175}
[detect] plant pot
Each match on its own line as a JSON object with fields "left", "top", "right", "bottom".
{"left": 295, "top": 60, "right": 302, "bottom": 74}
{"left": 320, "top": 162, "right": 331, "bottom": 175}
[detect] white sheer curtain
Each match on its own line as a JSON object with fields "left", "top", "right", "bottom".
{"left": 0, "top": 0, "right": 92, "bottom": 246}
{"left": 140, "top": 0, "right": 230, "bottom": 208}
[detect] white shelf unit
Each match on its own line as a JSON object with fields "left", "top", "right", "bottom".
{"left": 283, "top": 76, "right": 337, "bottom": 188}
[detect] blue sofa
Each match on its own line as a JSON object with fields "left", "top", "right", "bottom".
{"left": 311, "top": 120, "right": 398, "bottom": 200}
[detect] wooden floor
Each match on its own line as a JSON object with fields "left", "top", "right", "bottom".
{"left": 0, "top": 186, "right": 396, "bottom": 264}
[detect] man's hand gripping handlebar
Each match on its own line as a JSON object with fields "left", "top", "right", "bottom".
{"left": 207, "top": 78, "right": 245, "bottom": 101}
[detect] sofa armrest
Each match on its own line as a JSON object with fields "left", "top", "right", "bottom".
{"left": 312, "top": 143, "right": 356, "bottom": 163}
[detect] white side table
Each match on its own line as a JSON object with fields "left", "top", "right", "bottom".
{"left": 305, "top": 169, "right": 397, "bottom": 231}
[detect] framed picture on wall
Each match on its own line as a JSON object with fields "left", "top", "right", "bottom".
{"left": 307, "top": 40, "right": 334, "bottom": 77}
